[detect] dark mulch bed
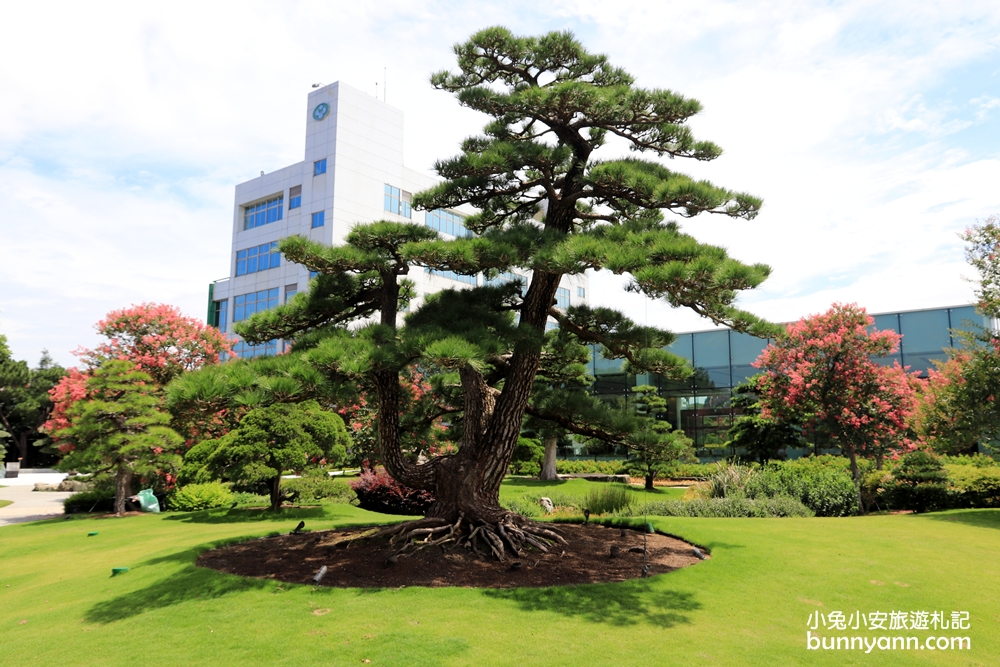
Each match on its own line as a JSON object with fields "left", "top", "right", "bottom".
{"left": 197, "top": 522, "right": 706, "bottom": 588}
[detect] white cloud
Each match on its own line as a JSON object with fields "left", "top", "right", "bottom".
{"left": 1, "top": 0, "right": 999, "bottom": 364}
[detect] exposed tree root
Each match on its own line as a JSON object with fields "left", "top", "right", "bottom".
{"left": 372, "top": 513, "right": 568, "bottom": 562}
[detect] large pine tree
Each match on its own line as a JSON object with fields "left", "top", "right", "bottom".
{"left": 237, "top": 27, "right": 773, "bottom": 555}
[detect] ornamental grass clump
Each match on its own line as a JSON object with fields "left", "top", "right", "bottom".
{"left": 583, "top": 484, "right": 632, "bottom": 515}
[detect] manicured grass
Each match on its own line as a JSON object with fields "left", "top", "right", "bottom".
{"left": 0, "top": 499, "right": 12, "bottom": 509}
{"left": 1, "top": 504, "right": 998, "bottom": 665}
{"left": 500, "top": 477, "right": 686, "bottom": 509}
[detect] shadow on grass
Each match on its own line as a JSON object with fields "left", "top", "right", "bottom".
{"left": 85, "top": 561, "right": 270, "bottom": 624}
{"left": 483, "top": 580, "right": 700, "bottom": 627}
{"left": 163, "top": 506, "right": 329, "bottom": 524}
{"left": 920, "top": 508, "right": 1000, "bottom": 530}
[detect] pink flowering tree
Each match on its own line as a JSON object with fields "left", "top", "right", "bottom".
{"left": 753, "top": 303, "right": 917, "bottom": 513}
{"left": 77, "top": 303, "right": 233, "bottom": 385}
{"left": 44, "top": 304, "right": 233, "bottom": 470}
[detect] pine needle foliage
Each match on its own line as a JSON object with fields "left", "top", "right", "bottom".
{"left": 218, "top": 27, "right": 774, "bottom": 526}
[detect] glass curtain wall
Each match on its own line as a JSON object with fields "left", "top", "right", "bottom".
{"left": 588, "top": 305, "right": 989, "bottom": 460}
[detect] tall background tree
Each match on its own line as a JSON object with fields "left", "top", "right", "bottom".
{"left": 753, "top": 303, "right": 916, "bottom": 513}
{"left": 0, "top": 326, "right": 66, "bottom": 467}
{"left": 235, "top": 27, "right": 774, "bottom": 556}
{"left": 909, "top": 215, "right": 1000, "bottom": 455}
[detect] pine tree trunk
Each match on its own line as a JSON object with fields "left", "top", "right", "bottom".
{"left": 114, "top": 465, "right": 133, "bottom": 515}
{"left": 425, "top": 450, "right": 510, "bottom": 524}
{"left": 539, "top": 436, "right": 558, "bottom": 480}
{"left": 645, "top": 471, "right": 655, "bottom": 491}
{"left": 15, "top": 432, "right": 29, "bottom": 466}
{"left": 269, "top": 476, "right": 283, "bottom": 511}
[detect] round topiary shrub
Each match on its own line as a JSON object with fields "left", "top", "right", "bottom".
{"left": 169, "top": 482, "right": 234, "bottom": 512}
{"left": 883, "top": 450, "right": 949, "bottom": 513}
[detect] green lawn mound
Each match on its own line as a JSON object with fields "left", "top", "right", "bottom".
{"left": 196, "top": 522, "right": 704, "bottom": 589}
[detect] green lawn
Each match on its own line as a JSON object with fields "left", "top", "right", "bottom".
{"left": 500, "top": 477, "right": 686, "bottom": 508}
{"left": 1, "top": 501, "right": 997, "bottom": 665}
{"left": 0, "top": 499, "right": 11, "bottom": 509}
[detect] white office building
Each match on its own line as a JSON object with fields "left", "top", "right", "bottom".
{"left": 208, "top": 82, "right": 588, "bottom": 357}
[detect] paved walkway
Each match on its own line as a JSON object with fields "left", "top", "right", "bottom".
{"left": 0, "top": 472, "right": 72, "bottom": 527}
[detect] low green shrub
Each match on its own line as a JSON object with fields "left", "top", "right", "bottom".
{"left": 947, "top": 465, "right": 1000, "bottom": 508}
{"left": 880, "top": 451, "right": 949, "bottom": 513}
{"left": 940, "top": 454, "right": 999, "bottom": 468}
{"left": 628, "top": 495, "right": 814, "bottom": 518}
{"left": 169, "top": 482, "right": 234, "bottom": 512}
{"left": 582, "top": 484, "right": 632, "bottom": 515}
{"left": 283, "top": 472, "right": 356, "bottom": 504}
{"left": 705, "top": 462, "right": 757, "bottom": 499}
{"left": 64, "top": 489, "right": 114, "bottom": 514}
{"left": 746, "top": 460, "right": 858, "bottom": 517}
{"left": 231, "top": 491, "right": 269, "bottom": 507}
{"left": 509, "top": 437, "right": 544, "bottom": 476}
{"left": 555, "top": 460, "right": 627, "bottom": 475}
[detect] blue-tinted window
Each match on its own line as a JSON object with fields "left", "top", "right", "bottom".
{"left": 243, "top": 195, "right": 284, "bottom": 230}
{"left": 730, "top": 331, "right": 769, "bottom": 385}
{"left": 556, "top": 287, "right": 570, "bottom": 310}
{"left": 233, "top": 288, "right": 280, "bottom": 322}
{"left": 693, "top": 330, "right": 731, "bottom": 389}
{"left": 314, "top": 159, "right": 327, "bottom": 176}
{"left": 666, "top": 333, "right": 694, "bottom": 363}
{"left": 289, "top": 185, "right": 301, "bottom": 210}
{"left": 426, "top": 209, "right": 471, "bottom": 237}
{"left": 212, "top": 299, "right": 228, "bottom": 333}
{"left": 384, "top": 184, "right": 412, "bottom": 218}
{"left": 233, "top": 339, "right": 278, "bottom": 358}
{"left": 427, "top": 268, "right": 477, "bottom": 285}
{"left": 236, "top": 242, "right": 280, "bottom": 276}
{"left": 900, "top": 309, "right": 951, "bottom": 374}
{"left": 312, "top": 211, "right": 325, "bottom": 228}
{"left": 484, "top": 271, "right": 527, "bottom": 295}
{"left": 577, "top": 287, "right": 585, "bottom": 298}
{"left": 545, "top": 321, "right": 559, "bottom": 331}
{"left": 285, "top": 284, "right": 298, "bottom": 303}
{"left": 948, "top": 306, "right": 987, "bottom": 341}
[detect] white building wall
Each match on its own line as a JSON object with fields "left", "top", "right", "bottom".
{"left": 211, "top": 81, "right": 589, "bottom": 354}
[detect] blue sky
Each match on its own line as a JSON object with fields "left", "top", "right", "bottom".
{"left": 1, "top": 0, "right": 998, "bottom": 366}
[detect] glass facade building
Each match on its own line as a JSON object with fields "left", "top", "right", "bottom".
{"left": 588, "top": 305, "right": 989, "bottom": 457}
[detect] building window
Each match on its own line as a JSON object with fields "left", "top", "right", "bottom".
{"left": 384, "top": 184, "right": 412, "bottom": 218}
{"left": 577, "top": 286, "right": 585, "bottom": 298}
{"left": 233, "top": 339, "right": 278, "bottom": 358}
{"left": 309, "top": 270, "right": 319, "bottom": 280}
{"left": 212, "top": 299, "right": 228, "bottom": 333}
{"left": 289, "top": 185, "right": 302, "bottom": 210}
{"left": 285, "top": 284, "right": 298, "bottom": 302}
{"left": 233, "top": 288, "right": 279, "bottom": 322}
{"left": 484, "top": 271, "right": 527, "bottom": 295}
{"left": 314, "top": 159, "right": 327, "bottom": 176}
{"left": 426, "top": 209, "right": 472, "bottom": 237}
{"left": 556, "top": 287, "right": 570, "bottom": 310}
{"left": 312, "top": 211, "right": 325, "bottom": 228}
{"left": 427, "top": 268, "right": 477, "bottom": 285}
{"left": 236, "top": 242, "right": 281, "bottom": 276}
{"left": 243, "top": 195, "right": 284, "bottom": 230}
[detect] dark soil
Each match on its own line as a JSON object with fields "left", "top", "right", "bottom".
{"left": 197, "top": 522, "right": 707, "bottom": 588}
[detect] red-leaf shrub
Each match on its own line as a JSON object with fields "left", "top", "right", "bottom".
{"left": 350, "top": 469, "right": 435, "bottom": 516}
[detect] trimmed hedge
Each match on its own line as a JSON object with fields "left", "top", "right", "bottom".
{"left": 64, "top": 490, "right": 115, "bottom": 514}
{"left": 628, "top": 496, "right": 814, "bottom": 518}
{"left": 283, "top": 473, "right": 356, "bottom": 504}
